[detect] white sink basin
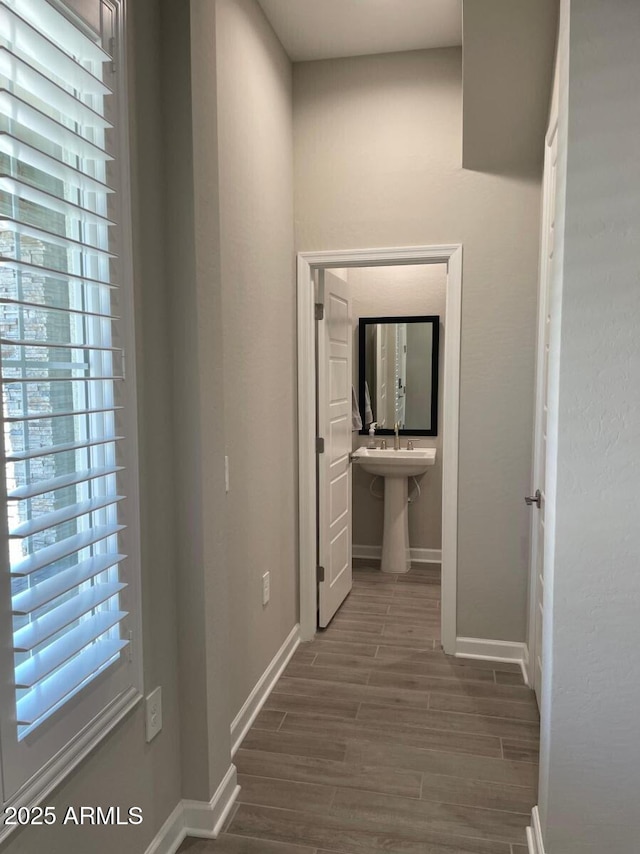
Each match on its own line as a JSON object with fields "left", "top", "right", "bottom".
{"left": 352, "top": 446, "right": 436, "bottom": 478}
{"left": 352, "top": 446, "right": 437, "bottom": 574}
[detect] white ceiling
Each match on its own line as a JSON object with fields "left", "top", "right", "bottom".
{"left": 257, "top": 0, "right": 463, "bottom": 62}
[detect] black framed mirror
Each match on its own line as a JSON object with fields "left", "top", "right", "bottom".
{"left": 358, "top": 315, "right": 440, "bottom": 436}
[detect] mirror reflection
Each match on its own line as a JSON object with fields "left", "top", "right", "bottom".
{"left": 358, "top": 315, "right": 439, "bottom": 436}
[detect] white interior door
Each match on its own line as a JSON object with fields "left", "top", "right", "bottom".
{"left": 376, "top": 325, "right": 388, "bottom": 427}
{"left": 528, "top": 98, "right": 559, "bottom": 706}
{"left": 318, "top": 270, "right": 352, "bottom": 627}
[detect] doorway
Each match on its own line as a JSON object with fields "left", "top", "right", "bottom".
{"left": 297, "top": 245, "right": 463, "bottom": 651}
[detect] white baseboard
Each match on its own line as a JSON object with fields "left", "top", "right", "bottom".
{"left": 526, "top": 806, "right": 545, "bottom": 854}
{"left": 230, "top": 623, "right": 300, "bottom": 756}
{"left": 183, "top": 764, "right": 240, "bottom": 838}
{"left": 144, "top": 764, "right": 239, "bottom": 854}
{"left": 455, "top": 636, "right": 530, "bottom": 683}
{"left": 146, "top": 623, "right": 301, "bottom": 853}
{"left": 353, "top": 545, "right": 442, "bottom": 564}
{"left": 521, "top": 643, "right": 531, "bottom": 687}
{"left": 144, "top": 802, "right": 186, "bottom": 854}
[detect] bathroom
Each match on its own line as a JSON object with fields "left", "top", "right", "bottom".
{"left": 351, "top": 264, "right": 444, "bottom": 573}
{"left": 316, "top": 263, "right": 447, "bottom": 632}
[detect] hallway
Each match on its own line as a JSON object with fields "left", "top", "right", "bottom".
{"left": 181, "top": 565, "right": 539, "bottom": 853}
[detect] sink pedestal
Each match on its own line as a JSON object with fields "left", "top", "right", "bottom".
{"left": 351, "top": 447, "right": 436, "bottom": 577}
{"left": 380, "top": 476, "right": 411, "bottom": 574}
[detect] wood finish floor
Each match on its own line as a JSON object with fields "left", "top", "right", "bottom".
{"left": 180, "top": 564, "right": 539, "bottom": 854}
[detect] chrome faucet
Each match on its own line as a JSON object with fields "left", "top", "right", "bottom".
{"left": 394, "top": 421, "right": 401, "bottom": 450}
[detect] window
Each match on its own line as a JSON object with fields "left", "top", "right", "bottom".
{"left": 0, "top": 0, "right": 141, "bottom": 826}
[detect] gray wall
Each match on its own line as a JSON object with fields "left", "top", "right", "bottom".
{"left": 539, "top": 1, "right": 640, "bottom": 850}
{"left": 462, "top": 0, "right": 558, "bottom": 175}
{"left": 169, "top": 0, "right": 233, "bottom": 801}
{"left": 161, "top": 0, "right": 298, "bottom": 792}
{"left": 350, "top": 264, "right": 446, "bottom": 553}
{"left": 294, "top": 48, "right": 542, "bottom": 642}
{"left": 0, "top": 0, "right": 184, "bottom": 850}
{"left": 214, "top": 0, "right": 298, "bottom": 721}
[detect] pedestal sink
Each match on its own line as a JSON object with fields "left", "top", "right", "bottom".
{"left": 352, "top": 447, "right": 436, "bottom": 574}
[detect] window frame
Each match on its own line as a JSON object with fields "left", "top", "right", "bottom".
{"left": 0, "top": 0, "right": 143, "bottom": 833}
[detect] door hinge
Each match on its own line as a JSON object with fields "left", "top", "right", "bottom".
{"left": 315, "top": 302, "right": 324, "bottom": 320}
{"left": 525, "top": 489, "right": 542, "bottom": 509}
{"left": 109, "top": 36, "right": 116, "bottom": 72}
{"left": 316, "top": 437, "right": 325, "bottom": 454}
{"left": 317, "top": 565, "right": 325, "bottom": 582}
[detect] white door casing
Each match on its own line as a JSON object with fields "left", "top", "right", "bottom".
{"left": 297, "top": 245, "right": 462, "bottom": 649}
{"left": 317, "top": 271, "right": 353, "bottom": 627}
{"left": 528, "top": 95, "right": 559, "bottom": 705}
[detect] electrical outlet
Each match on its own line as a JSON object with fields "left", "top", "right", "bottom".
{"left": 262, "top": 571, "right": 270, "bottom": 605}
{"left": 145, "top": 686, "right": 162, "bottom": 742}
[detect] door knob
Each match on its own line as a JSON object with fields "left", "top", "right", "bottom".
{"left": 525, "top": 489, "right": 541, "bottom": 509}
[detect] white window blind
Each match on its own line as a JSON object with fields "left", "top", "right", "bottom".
{"left": 0, "top": 0, "right": 141, "bottom": 812}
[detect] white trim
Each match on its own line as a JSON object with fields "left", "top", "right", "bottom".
{"left": 182, "top": 764, "right": 240, "bottom": 839}
{"left": 455, "top": 636, "right": 530, "bottom": 684}
{"left": 297, "top": 252, "right": 317, "bottom": 644}
{"left": 526, "top": 806, "right": 545, "bottom": 854}
{"left": 143, "top": 802, "right": 185, "bottom": 854}
{"left": 297, "top": 245, "right": 462, "bottom": 653}
{"left": 230, "top": 624, "right": 300, "bottom": 756}
{"left": 146, "top": 622, "right": 302, "bottom": 853}
{"left": 441, "top": 246, "right": 462, "bottom": 654}
{"left": 143, "top": 766, "right": 239, "bottom": 854}
{"left": 353, "top": 545, "right": 442, "bottom": 565}
{"left": 521, "top": 643, "right": 531, "bottom": 687}
{"left": 297, "top": 245, "right": 462, "bottom": 267}
{"left": 112, "top": 0, "right": 145, "bottom": 707}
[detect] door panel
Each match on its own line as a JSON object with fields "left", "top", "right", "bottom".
{"left": 529, "top": 108, "right": 558, "bottom": 707}
{"left": 330, "top": 527, "right": 349, "bottom": 585}
{"left": 329, "top": 413, "right": 350, "bottom": 462}
{"left": 330, "top": 471, "right": 349, "bottom": 525}
{"left": 318, "top": 270, "right": 352, "bottom": 627}
{"left": 376, "top": 326, "right": 388, "bottom": 427}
